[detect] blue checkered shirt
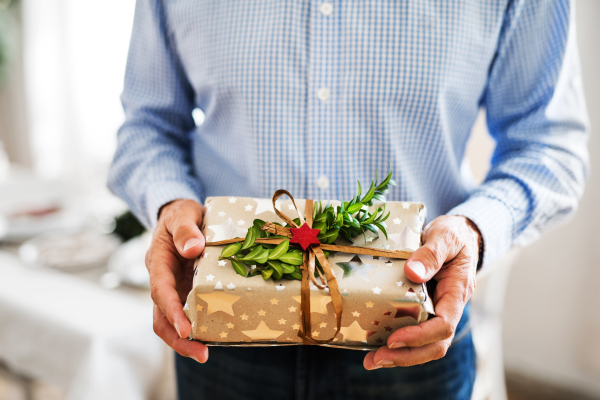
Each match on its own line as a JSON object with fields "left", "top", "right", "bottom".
{"left": 108, "top": 0, "right": 589, "bottom": 268}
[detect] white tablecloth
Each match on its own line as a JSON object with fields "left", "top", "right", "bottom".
{"left": 0, "top": 252, "right": 167, "bottom": 400}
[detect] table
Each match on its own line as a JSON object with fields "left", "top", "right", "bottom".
{"left": 0, "top": 251, "right": 171, "bottom": 400}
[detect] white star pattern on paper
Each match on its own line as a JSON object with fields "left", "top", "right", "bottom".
{"left": 381, "top": 244, "right": 390, "bottom": 249}
{"left": 402, "top": 202, "right": 410, "bottom": 209}
{"left": 218, "top": 211, "right": 226, "bottom": 217}
{"left": 253, "top": 198, "right": 282, "bottom": 215}
{"left": 206, "top": 206, "right": 212, "bottom": 212}
{"left": 207, "top": 218, "right": 248, "bottom": 241}
{"left": 393, "top": 217, "right": 402, "bottom": 225}
{"left": 389, "top": 225, "right": 420, "bottom": 251}
{"left": 218, "top": 260, "right": 227, "bottom": 266}
{"left": 288, "top": 204, "right": 296, "bottom": 210}
{"left": 245, "top": 204, "right": 253, "bottom": 211}
{"left": 372, "top": 286, "right": 382, "bottom": 295}
{"left": 365, "top": 235, "right": 374, "bottom": 243}
{"left": 229, "top": 197, "right": 237, "bottom": 203}
{"left": 276, "top": 285, "right": 286, "bottom": 292}
{"left": 206, "top": 274, "right": 215, "bottom": 281}
{"left": 214, "top": 281, "right": 223, "bottom": 290}
{"left": 237, "top": 219, "right": 245, "bottom": 226}
{"left": 203, "top": 252, "right": 209, "bottom": 258}
{"left": 396, "top": 281, "right": 405, "bottom": 287}
{"left": 226, "top": 283, "right": 236, "bottom": 290}
{"left": 206, "top": 236, "right": 210, "bottom": 241}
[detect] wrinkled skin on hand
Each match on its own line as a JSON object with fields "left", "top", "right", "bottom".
{"left": 363, "top": 215, "right": 481, "bottom": 370}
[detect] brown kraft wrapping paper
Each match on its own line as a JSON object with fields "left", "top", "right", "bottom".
{"left": 184, "top": 196, "right": 434, "bottom": 351}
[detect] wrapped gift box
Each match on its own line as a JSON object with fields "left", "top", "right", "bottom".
{"left": 184, "top": 196, "right": 434, "bottom": 350}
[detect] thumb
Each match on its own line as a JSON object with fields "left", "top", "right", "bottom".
{"left": 163, "top": 200, "right": 206, "bottom": 259}
{"left": 404, "top": 227, "right": 452, "bottom": 283}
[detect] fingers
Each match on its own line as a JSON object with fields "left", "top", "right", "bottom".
{"left": 153, "top": 305, "right": 209, "bottom": 363}
{"left": 161, "top": 199, "right": 206, "bottom": 259}
{"left": 363, "top": 338, "right": 452, "bottom": 370}
{"left": 384, "top": 314, "right": 456, "bottom": 349}
{"left": 147, "top": 242, "right": 193, "bottom": 339}
{"left": 404, "top": 216, "right": 469, "bottom": 283}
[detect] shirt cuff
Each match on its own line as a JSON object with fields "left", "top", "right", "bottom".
{"left": 447, "top": 195, "right": 514, "bottom": 270}
{"left": 145, "top": 181, "right": 202, "bottom": 228}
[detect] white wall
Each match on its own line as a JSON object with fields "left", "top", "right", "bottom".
{"left": 466, "top": 0, "right": 600, "bottom": 396}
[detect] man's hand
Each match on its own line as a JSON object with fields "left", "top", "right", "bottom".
{"left": 146, "top": 199, "right": 209, "bottom": 363}
{"left": 363, "top": 215, "right": 480, "bottom": 370}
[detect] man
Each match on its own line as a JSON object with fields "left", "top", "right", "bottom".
{"left": 108, "top": 1, "right": 588, "bottom": 399}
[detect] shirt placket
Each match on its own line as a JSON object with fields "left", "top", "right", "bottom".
{"left": 307, "top": 0, "right": 338, "bottom": 202}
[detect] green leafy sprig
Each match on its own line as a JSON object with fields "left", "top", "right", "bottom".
{"left": 218, "top": 166, "right": 396, "bottom": 281}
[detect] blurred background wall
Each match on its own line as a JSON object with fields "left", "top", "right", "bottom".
{"left": 465, "top": 0, "right": 600, "bottom": 397}
{"left": 0, "top": 0, "right": 598, "bottom": 399}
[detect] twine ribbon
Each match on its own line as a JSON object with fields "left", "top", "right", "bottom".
{"left": 205, "top": 190, "right": 413, "bottom": 345}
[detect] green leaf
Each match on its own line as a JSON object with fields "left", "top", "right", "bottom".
{"left": 372, "top": 193, "right": 386, "bottom": 202}
{"left": 281, "top": 263, "right": 295, "bottom": 274}
{"left": 241, "top": 228, "right": 256, "bottom": 250}
{"left": 376, "top": 165, "right": 393, "bottom": 190}
{"left": 261, "top": 268, "right": 274, "bottom": 280}
{"left": 220, "top": 242, "right": 242, "bottom": 258}
{"left": 346, "top": 202, "right": 363, "bottom": 214}
{"left": 230, "top": 259, "right": 248, "bottom": 277}
{"left": 312, "top": 221, "right": 326, "bottom": 234}
{"left": 318, "top": 229, "right": 339, "bottom": 244}
{"left": 361, "top": 181, "right": 376, "bottom": 203}
{"left": 377, "top": 211, "right": 391, "bottom": 223}
{"left": 268, "top": 239, "right": 289, "bottom": 260}
{"left": 268, "top": 260, "right": 284, "bottom": 280}
{"left": 289, "top": 271, "right": 302, "bottom": 280}
{"left": 279, "top": 251, "right": 303, "bottom": 265}
{"left": 364, "top": 223, "right": 379, "bottom": 236}
{"left": 374, "top": 223, "right": 388, "bottom": 240}
{"left": 340, "top": 228, "right": 354, "bottom": 243}
{"left": 314, "top": 212, "right": 327, "bottom": 223}
{"left": 238, "top": 245, "right": 263, "bottom": 261}
{"left": 254, "top": 248, "right": 270, "bottom": 264}
{"left": 253, "top": 219, "right": 266, "bottom": 238}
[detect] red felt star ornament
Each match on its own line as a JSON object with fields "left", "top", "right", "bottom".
{"left": 289, "top": 223, "right": 321, "bottom": 250}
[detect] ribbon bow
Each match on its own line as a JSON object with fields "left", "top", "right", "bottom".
{"left": 206, "top": 190, "right": 413, "bottom": 344}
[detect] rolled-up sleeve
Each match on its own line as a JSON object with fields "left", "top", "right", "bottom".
{"left": 449, "top": 0, "right": 589, "bottom": 268}
{"left": 107, "top": 0, "right": 202, "bottom": 228}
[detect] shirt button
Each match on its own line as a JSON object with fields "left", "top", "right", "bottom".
{"left": 317, "top": 88, "right": 331, "bottom": 102}
{"left": 319, "top": 3, "right": 333, "bottom": 16}
{"left": 316, "top": 175, "right": 330, "bottom": 190}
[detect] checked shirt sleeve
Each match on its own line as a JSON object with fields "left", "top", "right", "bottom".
{"left": 449, "top": 0, "right": 589, "bottom": 268}
{"left": 107, "top": 0, "right": 202, "bottom": 228}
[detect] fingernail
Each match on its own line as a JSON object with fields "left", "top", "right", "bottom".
{"left": 389, "top": 342, "right": 406, "bottom": 349}
{"left": 183, "top": 238, "right": 201, "bottom": 252}
{"left": 377, "top": 359, "right": 394, "bottom": 366}
{"left": 369, "top": 365, "right": 383, "bottom": 370}
{"left": 190, "top": 356, "right": 200, "bottom": 363}
{"left": 174, "top": 321, "right": 183, "bottom": 338}
{"left": 408, "top": 261, "right": 425, "bottom": 279}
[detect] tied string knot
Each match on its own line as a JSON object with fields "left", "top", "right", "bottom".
{"left": 205, "top": 189, "right": 413, "bottom": 345}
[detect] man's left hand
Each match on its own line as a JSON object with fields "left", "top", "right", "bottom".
{"left": 363, "top": 215, "right": 480, "bottom": 370}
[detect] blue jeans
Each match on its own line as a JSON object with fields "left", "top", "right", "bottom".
{"left": 176, "top": 305, "right": 475, "bottom": 400}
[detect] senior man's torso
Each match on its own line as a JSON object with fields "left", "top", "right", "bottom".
{"left": 159, "top": 0, "right": 507, "bottom": 218}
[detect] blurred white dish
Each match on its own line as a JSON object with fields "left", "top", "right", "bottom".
{"left": 19, "top": 230, "right": 121, "bottom": 271}
{"left": 0, "top": 166, "right": 86, "bottom": 240}
{"left": 106, "top": 232, "right": 152, "bottom": 288}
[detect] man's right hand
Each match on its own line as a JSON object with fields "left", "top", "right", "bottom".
{"left": 146, "top": 199, "right": 209, "bottom": 363}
